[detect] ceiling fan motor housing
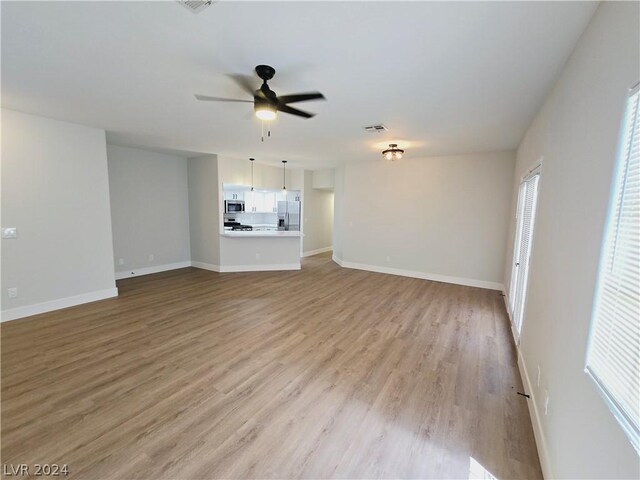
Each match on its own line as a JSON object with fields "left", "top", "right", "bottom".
{"left": 255, "top": 65, "right": 276, "bottom": 81}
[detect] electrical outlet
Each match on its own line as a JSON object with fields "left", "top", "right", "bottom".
{"left": 255, "top": 253, "right": 261, "bottom": 260}
{"left": 537, "top": 365, "right": 541, "bottom": 387}
{"left": 386, "top": 256, "right": 391, "bottom": 262}
{"left": 8, "top": 287, "right": 18, "bottom": 299}
{"left": 544, "top": 390, "right": 550, "bottom": 415}
{"left": 148, "top": 254, "right": 154, "bottom": 262}
{"left": 118, "top": 258, "right": 124, "bottom": 266}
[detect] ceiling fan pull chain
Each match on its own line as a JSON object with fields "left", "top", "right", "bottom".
{"left": 261, "top": 120, "right": 264, "bottom": 142}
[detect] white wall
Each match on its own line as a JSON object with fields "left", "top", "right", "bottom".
{"left": 107, "top": 145, "right": 190, "bottom": 278}
{"left": 334, "top": 152, "right": 515, "bottom": 289}
{"left": 312, "top": 169, "right": 334, "bottom": 190}
{"left": 302, "top": 170, "right": 334, "bottom": 255}
{"left": 187, "top": 155, "right": 220, "bottom": 269}
{"left": 503, "top": 3, "right": 640, "bottom": 479}
{"left": 217, "top": 157, "right": 304, "bottom": 193}
{"left": 1, "top": 109, "right": 117, "bottom": 320}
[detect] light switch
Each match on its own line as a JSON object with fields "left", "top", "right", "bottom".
{"left": 1, "top": 227, "right": 17, "bottom": 239}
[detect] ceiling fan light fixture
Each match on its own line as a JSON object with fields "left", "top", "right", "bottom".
{"left": 382, "top": 143, "right": 404, "bottom": 161}
{"left": 255, "top": 104, "right": 277, "bottom": 121}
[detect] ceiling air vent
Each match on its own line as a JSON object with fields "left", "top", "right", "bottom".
{"left": 178, "top": 0, "right": 214, "bottom": 14}
{"left": 364, "top": 124, "right": 388, "bottom": 133}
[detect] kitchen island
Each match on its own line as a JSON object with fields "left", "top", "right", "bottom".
{"left": 218, "top": 233, "right": 301, "bottom": 272}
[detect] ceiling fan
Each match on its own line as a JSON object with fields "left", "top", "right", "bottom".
{"left": 195, "top": 65, "right": 325, "bottom": 120}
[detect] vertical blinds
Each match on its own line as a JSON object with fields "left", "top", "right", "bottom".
{"left": 586, "top": 86, "right": 640, "bottom": 451}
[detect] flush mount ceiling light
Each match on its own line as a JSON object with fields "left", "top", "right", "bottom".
{"left": 382, "top": 143, "right": 404, "bottom": 161}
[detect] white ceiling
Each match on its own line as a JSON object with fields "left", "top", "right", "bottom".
{"left": 1, "top": 1, "right": 597, "bottom": 168}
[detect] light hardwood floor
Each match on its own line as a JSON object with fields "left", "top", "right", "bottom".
{"left": 1, "top": 253, "right": 542, "bottom": 479}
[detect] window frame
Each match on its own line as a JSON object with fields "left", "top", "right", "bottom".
{"left": 584, "top": 82, "right": 640, "bottom": 454}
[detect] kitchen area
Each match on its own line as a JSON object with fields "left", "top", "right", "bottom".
{"left": 223, "top": 184, "right": 302, "bottom": 235}
{"left": 188, "top": 155, "right": 332, "bottom": 273}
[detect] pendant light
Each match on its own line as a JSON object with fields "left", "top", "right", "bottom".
{"left": 282, "top": 160, "right": 287, "bottom": 195}
{"left": 249, "top": 158, "right": 255, "bottom": 191}
{"left": 382, "top": 143, "right": 404, "bottom": 161}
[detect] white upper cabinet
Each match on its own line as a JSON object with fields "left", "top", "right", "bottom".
{"left": 245, "top": 191, "right": 278, "bottom": 212}
{"left": 224, "top": 190, "right": 244, "bottom": 201}
{"left": 286, "top": 190, "right": 301, "bottom": 202}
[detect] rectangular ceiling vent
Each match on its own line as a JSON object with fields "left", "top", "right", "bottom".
{"left": 178, "top": 0, "right": 214, "bottom": 14}
{"left": 364, "top": 124, "right": 388, "bottom": 133}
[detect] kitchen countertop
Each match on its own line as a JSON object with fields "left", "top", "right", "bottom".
{"left": 220, "top": 231, "right": 302, "bottom": 238}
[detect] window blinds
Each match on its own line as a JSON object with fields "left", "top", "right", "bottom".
{"left": 514, "top": 174, "right": 540, "bottom": 335}
{"left": 586, "top": 86, "right": 640, "bottom": 451}
{"left": 511, "top": 174, "right": 540, "bottom": 334}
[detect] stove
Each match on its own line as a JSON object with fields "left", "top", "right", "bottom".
{"left": 224, "top": 220, "right": 252, "bottom": 231}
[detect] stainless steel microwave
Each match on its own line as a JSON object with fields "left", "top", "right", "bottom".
{"left": 225, "top": 200, "right": 245, "bottom": 213}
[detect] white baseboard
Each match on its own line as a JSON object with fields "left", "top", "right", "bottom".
{"left": 302, "top": 246, "right": 333, "bottom": 257}
{"left": 218, "top": 263, "right": 300, "bottom": 273}
{"left": 190, "top": 262, "right": 300, "bottom": 273}
{"left": 502, "top": 290, "right": 520, "bottom": 346}
{"left": 518, "top": 349, "right": 553, "bottom": 479}
{"left": 332, "top": 257, "right": 503, "bottom": 291}
{"left": 115, "top": 261, "right": 191, "bottom": 280}
{"left": 332, "top": 254, "right": 344, "bottom": 266}
{"left": 190, "top": 261, "right": 220, "bottom": 272}
{"left": 1, "top": 287, "right": 118, "bottom": 323}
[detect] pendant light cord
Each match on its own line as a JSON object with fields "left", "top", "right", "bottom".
{"left": 282, "top": 160, "right": 287, "bottom": 190}
{"left": 250, "top": 158, "right": 254, "bottom": 191}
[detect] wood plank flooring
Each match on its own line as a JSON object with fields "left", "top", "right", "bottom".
{"left": 1, "top": 253, "right": 542, "bottom": 479}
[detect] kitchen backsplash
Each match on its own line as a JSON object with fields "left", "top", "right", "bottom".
{"left": 226, "top": 212, "right": 278, "bottom": 225}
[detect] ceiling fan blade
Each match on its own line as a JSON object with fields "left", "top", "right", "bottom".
{"left": 278, "top": 92, "right": 325, "bottom": 104}
{"left": 195, "top": 94, "right": 253, "bottom": 103}
{"left": 227, "top": 74, "right": 257, "bottom": 96}
{"left": 277, "top": 104, "right": 315, "bottom": 119}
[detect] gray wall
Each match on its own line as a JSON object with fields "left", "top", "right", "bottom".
{"left": 332, "top": 165, "right": 346, "bottom": 261}
{"left": 302, "top": 170, "right": 334, "bottom": 255}
{"left": 187, "top": 155, "right": 220, "bottom": 268}
{"left": 333, "top": 152, "right": 515, "bottom": 288}
{"left": 1, "top": 109, "right": 116, "bottom": 318}
{"left": 503, "top": 2, "right": 640, "bottom": 478}
{"left": 107, "top": 144, "right": 190, "bottom": 276}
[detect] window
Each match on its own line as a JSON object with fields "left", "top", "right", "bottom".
{"left": 586, "top": 84, "right": 640, "bottom": 452}
{"left": 509, "top": 170, "right": 540, "bottom": 339}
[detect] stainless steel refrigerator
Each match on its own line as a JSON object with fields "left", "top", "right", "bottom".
{"left": 277, "top": 201, "right": 300, "bottom": 231}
